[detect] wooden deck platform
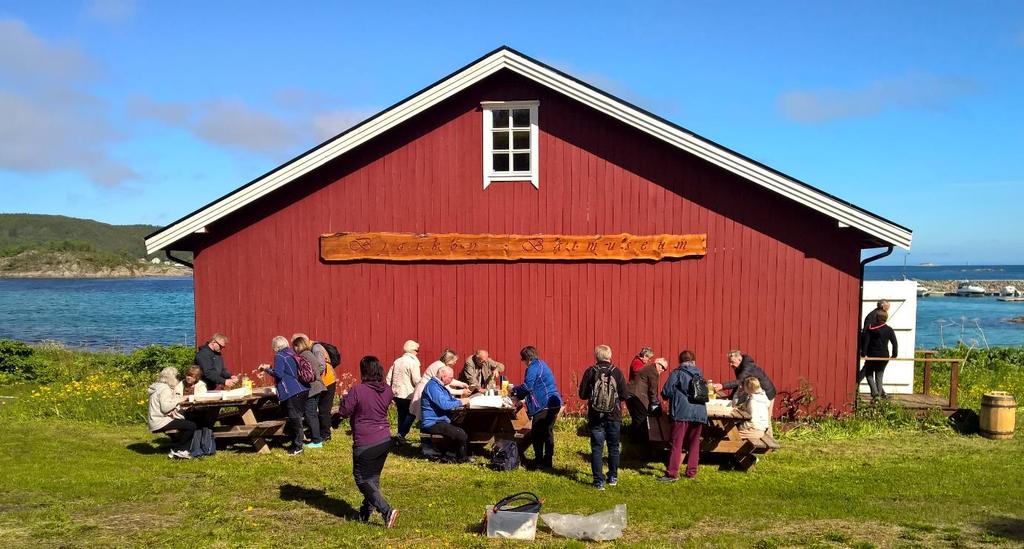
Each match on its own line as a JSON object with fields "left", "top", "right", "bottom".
{"left": 889, "top": 393, "right": 958, "bottom": 414}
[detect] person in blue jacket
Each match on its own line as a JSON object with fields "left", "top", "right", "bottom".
{"left": 511, "top": 345, "right": 562, "bottom": 470}
{"left": 257, "top": 335, "right": 311, "bottom": 456}
{"left": 420, "top": 365, "right": 471, "bottom": 462}
{"left": 659, "top": 350, "right": 708, "bottom": 481}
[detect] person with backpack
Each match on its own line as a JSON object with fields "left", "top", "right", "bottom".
{"left": 659, "top": 350, "right": 708, "bottom": 481}
{"left": 293, "top": 335, "right": 326, "bottom": 449}
{"left": 257, "top": 335, "right": 311, "bottom": 456}
{"left": 311, "top": 339, "right": 339, "bottom": 443}
{"left": 577, "top": 344, "right": 627, "bottom": 490}
{"left": 335, "top": 356, "right": 400, "bottom": 528}
{"left": 510, "top": 346, "right": 562, "bottom": 470}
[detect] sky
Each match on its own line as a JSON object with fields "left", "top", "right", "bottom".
{"left": 0, "top": 1, "right": 1022, "bottom": 265}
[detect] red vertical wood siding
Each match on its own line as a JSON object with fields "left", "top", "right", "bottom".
{"left": 191, "top": 70, "right": 864, "bottom": 411}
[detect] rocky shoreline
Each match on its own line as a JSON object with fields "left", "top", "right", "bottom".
{"left": 915, "top": 279, "right": 1023, "bottom": 295}
{"left": 0, "top": 265, "right": 191, "bottom": 278}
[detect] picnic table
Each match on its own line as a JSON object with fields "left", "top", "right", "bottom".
{"left": 179, "top": 387, "right": 286, "bottom": 454}
{"left": 421, "top": 402, "right": 532, "bottom": 451}
{"left": 648, "top": 401, "right": 780, "bottom": 471}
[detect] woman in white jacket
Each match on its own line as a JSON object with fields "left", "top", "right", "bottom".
{"left": 386, "top": 340, "right": 422, "bottom": 440}
{"left": 147, "top": 366, "right": 196, "bottom": 459}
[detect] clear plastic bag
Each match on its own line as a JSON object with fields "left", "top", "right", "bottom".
{"left": 540, "top": 504, "right": 627, "bottom": 541}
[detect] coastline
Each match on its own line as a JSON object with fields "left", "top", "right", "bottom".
{"left": 914, "top": 279, "right": 1023, "bottom": 295}
{"left": 0, "top": 266, "right": 192, "bottom": 279}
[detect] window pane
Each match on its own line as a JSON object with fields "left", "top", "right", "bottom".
{"left": 492, "top": 131, "right": 509, "bottom": 150}
{"left": 493, "top": 153, "right": 510, "bottom": 172}
{"left": 512, "top": 130, "right": 530, "bottom": 150}
{"left": 492, "top": 109, "right": 510, "bottom": 128}
{"left": 512, "top": 153, "right": 530, "bottom": 172}
{"left": 512, "top": 109, "right": 530, "bottom": 127}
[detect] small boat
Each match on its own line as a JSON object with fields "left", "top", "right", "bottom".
{"left": 956, "top": 280, "right": 986, "bottom": 296}
{"left": 916, "top": 283, "right": 931, "bottom": 297}
{"left": 1001, "top": 285, "right": 1021, "bottom": 297}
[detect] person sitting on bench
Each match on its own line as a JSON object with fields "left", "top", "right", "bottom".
{"left": 735, "top": 377, "right": 772, "bottom": 440}
{"left": 419, "top": 365, "right": 471, "bottom": 462}
{"left": 147, "top": 366, "right": 196, "bottom": 460}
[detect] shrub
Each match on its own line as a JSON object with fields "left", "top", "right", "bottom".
{"left": 116, "top": 345, "right": 196, "bottom": 375}
{"left": 0, "top": 339, "right": 38, "bottom": 380}
{"left": 5, "top": 370, "right": 149, "bottom": 425}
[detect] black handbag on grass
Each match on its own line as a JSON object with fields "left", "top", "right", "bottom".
{"left": 493, "top": 492, "right": 543, "bottom": 514}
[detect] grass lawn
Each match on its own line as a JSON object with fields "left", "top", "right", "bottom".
{"left": 1, "top": 420, "right": 1022, "bottom": 548}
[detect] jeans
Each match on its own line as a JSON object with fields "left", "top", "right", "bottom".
{"left": 857, "top": 360, "right": 889, "bottom": 398}
{"left": 353, "top": 439, "right": 393, "bottom": 519}
{"left": 304, "top": 393, "right": 322, "bottom": 443}
{"left": 318, "top": 383, "right": 336, "bottom": 441}
{"left": 424, "top": 422, "right": 468, "bottom": 460}
{"left": 589, "top": 417, "right": 621, "bottom": 483}
{"left": 625, "top": 396, "right": 650, "bottom": 443}
{"left": 394, "top": 397, "right": 414, "bottom": 438}
{"left": 284, "top": 393, "right": 308, "bottom": 449}
{"left": 155, "top": 418, "right": 197, "bottom": 452}
{"left": 666, "top": 420, "right": 703, "bottom": 478}
{"left": 526, "top": 407, "right": 558, "bottom": 468}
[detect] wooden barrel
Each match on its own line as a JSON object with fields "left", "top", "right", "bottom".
{"left": 979, "top": 391, "right": 1017, "bottom": 440}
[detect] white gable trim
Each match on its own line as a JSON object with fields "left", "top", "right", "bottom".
{"left": 146, "top": 48, "right": 911, "bottom": 254}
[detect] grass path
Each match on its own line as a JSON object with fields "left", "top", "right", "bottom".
{"left": 1, "top": 420, "right": 1022, "bottom": 547}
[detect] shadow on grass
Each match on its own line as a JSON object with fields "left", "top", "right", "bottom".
{"left": 279, "top": 484, "right": 357, "bottom": 519}
{"left": 984, "top": 516, "right": 1024, "bottom": 542}
{"left": 948, "top": 409, "right": 979, "bottom": 434}
{"left": 126, "top": 441, "right": 166, "bottom": 455}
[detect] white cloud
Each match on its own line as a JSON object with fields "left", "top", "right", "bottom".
{"left": 132, "top": 93, "right": 373, "bottom": 153}
{"left": 85, "top": 0, "right": 136, "bottom": 24}
{"left": 0, "top": 18, "right": 136, "bottom": 186}
{"left": 777, "top": 74, "right": 979, "bottom": 124}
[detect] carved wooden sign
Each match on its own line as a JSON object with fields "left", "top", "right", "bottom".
{"left": 320, "top": 231, "right": 706, "bottom": 262}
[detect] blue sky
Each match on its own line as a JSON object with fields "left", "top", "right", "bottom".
{"left": 0, "top": 1, "right": 1021, "bottom": 264}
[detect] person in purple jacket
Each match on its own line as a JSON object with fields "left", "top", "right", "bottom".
{"left": 257, "top": 335, "right": 310, "bottom": 456}
{"left": 335, "top": 356, "right": 400, "bottom": 528}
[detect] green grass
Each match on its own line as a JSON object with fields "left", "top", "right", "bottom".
{"left": 0, "top": 420, "right": 1022, "bottom": 547}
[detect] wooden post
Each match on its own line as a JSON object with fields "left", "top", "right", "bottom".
{"left": 948, "top": 359, "right": 959, "bottom": 409}
{"left": 922, "top": 351, "right": 932, "bottom": 396}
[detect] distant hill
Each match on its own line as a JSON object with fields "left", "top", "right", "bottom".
{"left": 0, "top": 214, "right": 190, "bottom": 277}
{"left": 0, "top": 214, "right": 158, "bottom": 258}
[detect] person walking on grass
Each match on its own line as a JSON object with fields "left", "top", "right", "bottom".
{"left": 257, "top": 336, "right": 310, "bottom": 456}
{"left": 659, "top": 350, "right": 708, "bottom": 482}
{"left": 386, "top": 340, "right": 421, "bottom": 442}
{"left": 147, "top": 366, "right": 196, "bottom": 460}
{"left": 511, "top": 345, "right": 562, "bottom": 470}
{"left": 578, "top": 344, "right": 627, "bottom": 490}
{"left": 336, "top": 356, "right": 400, "bottom": 528}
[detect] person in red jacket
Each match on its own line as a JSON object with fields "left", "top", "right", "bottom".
{"left": 628, "top": 347, "right": 654, "bottom": 380}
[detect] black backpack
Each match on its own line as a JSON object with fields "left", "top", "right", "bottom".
{"left": 588, "top": 364, "right": 619, "bottom": 414}
{"left": 687, "top": 371, "right": 710, "bottom": 404}
{"left": 316, "top": 341, "right": 341, "bottom": 367}
{"left": 490, "top": 439, "right": 520, "bottom": 471}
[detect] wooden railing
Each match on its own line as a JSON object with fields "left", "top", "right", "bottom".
{"left": 861, "top": 352, "right": 961, "bottom": 409}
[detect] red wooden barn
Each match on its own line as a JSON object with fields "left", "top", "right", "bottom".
{"left": 145, "top": 47, "right": 912, "bottom": 411}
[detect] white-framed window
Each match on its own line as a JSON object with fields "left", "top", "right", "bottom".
{"left": 481, "top": 100, "right": 539, "bottom": 189}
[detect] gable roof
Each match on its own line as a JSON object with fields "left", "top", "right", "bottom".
{"left": 145, "top": 46, "right": 911, "bottom": 254}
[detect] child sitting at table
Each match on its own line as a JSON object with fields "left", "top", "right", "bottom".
{"left": 175, "top": 366, "right": 208, "bottom": 397}
{"left": 736, "top": 377, "right": 771, "bottom": 440}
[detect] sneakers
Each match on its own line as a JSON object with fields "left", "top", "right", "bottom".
{"left": 356, "top": 506, "right": 371, "bottom": 524}
{"left": 593, "top": 481, "right": 605, "bottom": 491}
{"left": 607, "top": 477, "right": 618, "bottom": 487}
{"left": 657, "top": 475, "right": 678, "bottom": 483}
{"left": 168, "top": 450, "right": 191, "bottom": 460}
{"left": 385, "top": 508, "right": 400, "bottom": 529}
{"left": 306, "top": 441, "right": 324, "bottom": 449}
{"left": 288, "top": 446, "right": 304, "bottom": 456}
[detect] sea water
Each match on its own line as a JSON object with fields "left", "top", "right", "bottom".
{"left": 0, "top": 268, "right": 1021, "bottom": 350}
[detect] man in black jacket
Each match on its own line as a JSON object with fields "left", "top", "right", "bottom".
{"left": 578, "top": 345, "right": 628, "bottom": 490}
{"left": 858, "top": 310, "right": 898, "bottom": 398}
{"left": 713, "top": 351, "right": 777, "bottom": 433}
{"left": 195, "top": 333, "right": 237, "bottom": 390}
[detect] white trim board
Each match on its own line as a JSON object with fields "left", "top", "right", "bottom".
{"left": 145, "top": 47, "right": 912, "bottom": 254}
